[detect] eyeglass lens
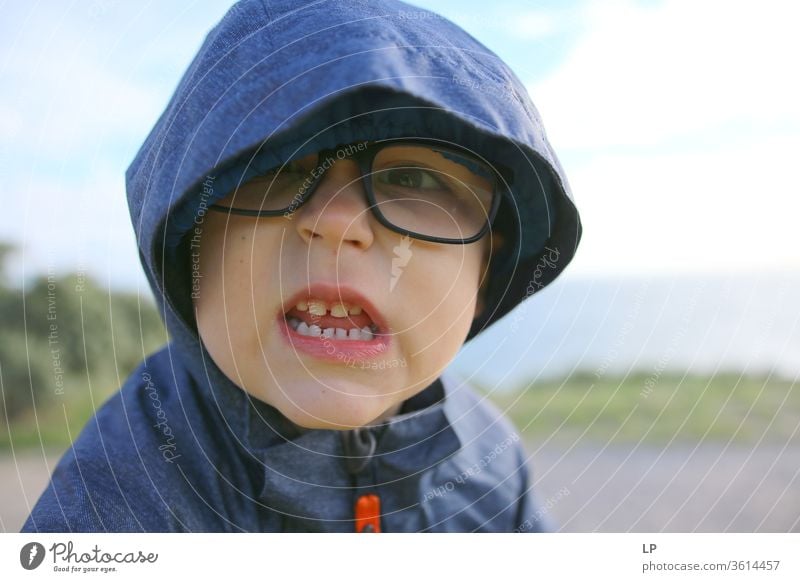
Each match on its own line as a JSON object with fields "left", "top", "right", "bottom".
{"left": 212, "top": 144, "right": 497, "bottom": 240}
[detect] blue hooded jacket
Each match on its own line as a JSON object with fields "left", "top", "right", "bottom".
{"left": 22, "top": 0, "right": 581, "bottom": 533}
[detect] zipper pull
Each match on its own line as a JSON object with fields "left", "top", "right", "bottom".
{"left": 355, "top": 493, "right": 381, "bottom": 533}
{"left": 341, "top": 427, "right": 383, "bottom": 532}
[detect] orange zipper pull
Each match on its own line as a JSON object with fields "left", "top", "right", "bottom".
{"left": 354, "top": 493, "right": 381, "bottom": 533}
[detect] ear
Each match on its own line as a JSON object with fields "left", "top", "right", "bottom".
{"left": 474, "top": 231, "right": 505, "bottom": 321}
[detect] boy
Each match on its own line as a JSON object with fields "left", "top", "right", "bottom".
{"left": 23, "top": 0, "right": 581, "bottom": 532}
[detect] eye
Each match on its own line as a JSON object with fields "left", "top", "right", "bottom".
{"left": 378, "top": 166, "right": 445, "bottom": 190}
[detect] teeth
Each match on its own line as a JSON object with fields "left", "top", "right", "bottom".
{"left": 330, "top": 303, "right": 348, "bottom": 318}
{"left": 293, "top": 298, "right": 366, "bottom": 317}
{"left": 288, "top": 317, "right": 377, "bottom": 341}
{"left": 307, "top": 300, "right": 327, "bottom": 316}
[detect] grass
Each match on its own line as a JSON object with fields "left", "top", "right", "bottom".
{"left": 1, "top": 371, "right": 120, "bottom": 451}
{"left": 480, "top": 371, "right": 799, "bottom": 445}
{"left": 2, "top": 371, "right": 798, "bottom": 451}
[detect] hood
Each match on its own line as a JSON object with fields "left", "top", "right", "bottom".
{"left": 125, "top": 0, "right": 581, "bottom": 440}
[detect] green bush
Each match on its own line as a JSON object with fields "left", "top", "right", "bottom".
{"left": 0, "top": 242, "right": 167, "bottom": 438}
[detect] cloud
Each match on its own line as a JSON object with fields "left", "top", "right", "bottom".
{"left": 564, "top": 134, "right": 800, "bottom": 275}
{"left": 504, "top": 10, "right": 559, "bottom": 40}
{"left": 521, "top": 0, "right": 800, "bottom": 275}
{"left": 529, "top": 0, "right": 800, "bottom": 150}
{"left": 0, "top": 1, "right": 231, "bottom": 163}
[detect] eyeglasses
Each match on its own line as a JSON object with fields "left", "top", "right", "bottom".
{"left": 208, "top": 138, "right": 509, "bottom": 244}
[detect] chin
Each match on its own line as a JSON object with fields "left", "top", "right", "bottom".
{"left": 276, "top": 394, "right": 396, "bottom": 431}
{"left": 261, "top": 370, "right": 407, "bottom": 430}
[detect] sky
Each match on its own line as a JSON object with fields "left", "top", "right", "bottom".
{"left": 1, "top": 0, "right": 799, "bottom": 291}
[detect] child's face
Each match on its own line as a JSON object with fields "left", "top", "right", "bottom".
{"left": 193, "top": 154, "right": 495, "bottom": 430}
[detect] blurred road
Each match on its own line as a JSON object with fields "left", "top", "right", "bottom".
{"left": 528, "top": 442, "right": 800, "bottom": 532}
{"left": 1, "top": 450, "right": 62, "bottom": 532}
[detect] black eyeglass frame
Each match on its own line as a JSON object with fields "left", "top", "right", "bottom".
{"left": 208, "top": 137, "right": 512, "bottom": 244}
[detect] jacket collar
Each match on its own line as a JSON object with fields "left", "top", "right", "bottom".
{"left": 249, "top": 371, "right": 464, "bottom": 521}
{"left": 247, "top": 369, "right": 465, "bottom": 481}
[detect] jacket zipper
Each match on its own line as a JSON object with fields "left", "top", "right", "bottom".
{"left": 341, "top": 426, "right": 382, "bottom": 532}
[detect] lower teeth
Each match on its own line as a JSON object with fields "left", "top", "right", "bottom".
{"left": 287, "top": 317, "right": 378, "bottom": 341}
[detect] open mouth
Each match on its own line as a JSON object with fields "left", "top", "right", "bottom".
{"left": 278, "top": 283, "right": 390, "bottom": 343}
{"left": 277, "top": 284, "right": 392, "bottom": 362}
{"left": 284, "top": 299, "right": 382, "bottom": 341}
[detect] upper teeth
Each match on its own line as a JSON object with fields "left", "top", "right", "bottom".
{"left": 296, "top": 299, "right": 363, "bottom": 317}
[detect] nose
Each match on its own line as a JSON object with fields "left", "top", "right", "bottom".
{"left": 295, "top": 157, "right": 375, "bottom": 250}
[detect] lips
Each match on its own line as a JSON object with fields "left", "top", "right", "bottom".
{"left": 279, "top": 282, "right": 390, "bottom": 336}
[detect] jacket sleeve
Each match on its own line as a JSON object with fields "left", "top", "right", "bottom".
{"left": 20, "top": 389, "right": 182, "bottom": 533}
{"left": 20, "top": 445, "right": 148, "bottom": 532}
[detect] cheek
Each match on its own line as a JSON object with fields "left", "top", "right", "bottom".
{"left": 400, "top": 247, "right": 483, "bottom": 367}
{"left": 417, "top": 247, "right": 483, "bottom": 314}
{"left": 193, "top": 220, "right": 274, "bottom": 359}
